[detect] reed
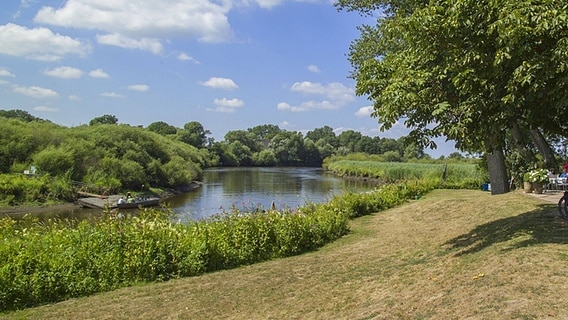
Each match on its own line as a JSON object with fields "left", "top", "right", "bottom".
{"left": 324, "top": 160, "right": 484, "bottom": 189}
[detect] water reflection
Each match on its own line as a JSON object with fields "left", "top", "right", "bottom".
{"left": 3, "top": 167, "right": 375, "bottom": 223}
{"left": 167, "top": 167, "right": 375, "bottom": 222}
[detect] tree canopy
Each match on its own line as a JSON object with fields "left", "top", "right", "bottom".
{"left": 337, "top": 0, "right": 568, "bottom": 193}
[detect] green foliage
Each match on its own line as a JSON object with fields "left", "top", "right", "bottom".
{"left": 178, "top": 121, "right": 211, "bottom": 148}
{"left": 338, "top": 0, "right": 568, "bottom": 154}
{"left": 0, "top": 174, "right": 75, "bottom": 205}
{"left": 0, "top": 118, "right": 207, "bottom": 204}
{"left": 147, "top": 121, "right": 177, "bottom": 135}
{"left": 324, "top": 158, "right": 484, "bottom": 190}
{"left": 0, "top": 109, "right": 46, "bottom": 122}
{"left": 327, "top": 180, "right": 436, "bottom": 219}
{"left": 0, "top": 176, "right": 432, "bottom": 312}
{"left": 89, "top": 114, "right": 118, "bottom": 126}
{"left": 525, "top": 168, "right": 549, "bottom": 185}
{"left": 33, "top": 146, "right": 74, "bottom": 176}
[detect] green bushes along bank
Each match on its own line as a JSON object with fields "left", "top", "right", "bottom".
{"left": 0, "top": 180, "right": 432, "bottom": 312}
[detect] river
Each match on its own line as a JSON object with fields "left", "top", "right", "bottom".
{"left": 1, "top": 167, "right": 376, "bottom": 222}
{"left": 167, "top": 167, "right": 375, "bottom": 222}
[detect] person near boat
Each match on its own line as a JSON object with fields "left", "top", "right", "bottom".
{"left": 126, "top": 192, "right": 134, "bottom": 203}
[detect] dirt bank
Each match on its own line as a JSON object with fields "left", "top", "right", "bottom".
{"left": 0, "top": 181, "right": 202, "bottom": 218}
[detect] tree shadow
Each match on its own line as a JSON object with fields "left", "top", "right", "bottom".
{"left": 444, "top": 203, "right": 568, "bottom": 256}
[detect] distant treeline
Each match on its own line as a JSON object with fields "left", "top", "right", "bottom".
{"left": 0, "top": 110, "right": 467, "bottom": 198}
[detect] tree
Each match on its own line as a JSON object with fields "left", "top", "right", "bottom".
{"left": 147, "top": 121, "right": 177, "bottom": 135}
{"left": 248, "top": 124, "right": 282, "bottom": 141}
{"left": 178, "top": 121, "right": 211, "bottom": 148}
{"left": 0, "top": 109, "right": 45, "bottom": 122}
{"left": 338, "top": 0, "right": 568, "bottom": 194}
{"left": 306, "top": 126, "right": 339, "bottom": 148}
{"left": 271, "top": 131, "right": 305, "bottom": 165}
{"left": 338, "top": 130, "right": 364, "bottom": 153}
{"left": 225, "top": 130, "right": 262, "bottom": 153}
{"left": 89, "top": 114, "right": 118, "bottom": 126}
{"left": 228, "top": 141, "right": 253, "bottom": 166}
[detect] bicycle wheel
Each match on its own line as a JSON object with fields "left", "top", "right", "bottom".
{"left": 557, "top": 192, "right": 568, "bottom": 220}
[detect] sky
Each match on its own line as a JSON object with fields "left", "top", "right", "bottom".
{"left": 0, "top": 0, "right": 459, "bottom": 157}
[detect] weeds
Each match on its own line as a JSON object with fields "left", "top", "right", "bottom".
{"left": 0, "top": 179, "right": 431, "bottom": 312}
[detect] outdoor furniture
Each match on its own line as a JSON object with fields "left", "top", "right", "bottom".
{"left": 557, "top": 177, "right": 568, "bottom": 190}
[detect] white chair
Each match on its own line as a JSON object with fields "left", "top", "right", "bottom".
{"left": 557, "top": 177, "right": 568, "bottom": 190}
{"left": 547, "top": 177, "right": 558, "bottom": 191}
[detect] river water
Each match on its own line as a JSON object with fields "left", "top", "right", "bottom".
{"left": 167, "top": 167, "right": 375, "bottom": 222}
{"left": 3, "top": 167, "right": 375, "bottom": 222}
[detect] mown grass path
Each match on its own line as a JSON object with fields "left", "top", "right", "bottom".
{"left": 3, "top": 189, "right": 568, "bottom": 319}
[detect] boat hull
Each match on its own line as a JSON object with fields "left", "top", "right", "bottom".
{"left": 116, "top": 198, "right": 160, "bottom": 209}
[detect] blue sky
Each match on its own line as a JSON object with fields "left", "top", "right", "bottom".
{"left": 0, "top": 0, "right": 458, "bottom": 157}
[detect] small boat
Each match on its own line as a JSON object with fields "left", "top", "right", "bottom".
{"left": 116, "top": 197, "right": 160, "bottom": 209}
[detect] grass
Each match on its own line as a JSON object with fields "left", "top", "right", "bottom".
{"left": 3, "top": 189, "right": 568, "bottom": 319}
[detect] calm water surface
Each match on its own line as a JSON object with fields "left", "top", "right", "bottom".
{"left": 167, "top": 167, "right": 375, "bottom": 221}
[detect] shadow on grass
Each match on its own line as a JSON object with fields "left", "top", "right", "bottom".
{"left": 444, "top": 203, "right": 568, "bottom": 256}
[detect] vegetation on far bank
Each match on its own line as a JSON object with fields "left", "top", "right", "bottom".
{"left": 324, "top": 153, "right": 486, "bottom": 190}
{"left": 0, "top": 110, "right": 470, "bottom": 207}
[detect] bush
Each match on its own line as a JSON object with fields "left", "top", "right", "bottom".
{"left": 0, "top": 178, "right": 428, "bottom": 312}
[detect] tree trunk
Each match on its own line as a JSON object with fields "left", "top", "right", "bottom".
{"left": 510, "top": 124, "right": 536, "bottom": 164}
{"left": 487, "top": 146, "right": 510, "bottom": 195}
{"left": 530, "top": 129, "right": 558, "bottom": 171}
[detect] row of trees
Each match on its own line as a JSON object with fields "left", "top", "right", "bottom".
{"left": 206, "top": 124, "right": 434, "bottom": 167}
{"left": 3, "top": 106, "right": 564, "bottom": 193}
{"left": 337, "top": 0, "right": 568, "bottom": 194}
{"left": 1, "top": 109, "right": 468, "bottom": 189}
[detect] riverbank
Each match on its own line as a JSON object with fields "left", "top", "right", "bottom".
{"left": 0, "top": 181, "right": 202, "bottom": 218}
{"left": 3, "top": 189, "right": 565, "bottom": 319}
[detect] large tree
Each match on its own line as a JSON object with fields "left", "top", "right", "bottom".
{"left": 178, "top": 121, "right": 211, "bottom": 148}
{"left": 89, "top": 114, "right": 118, "bottom": 126}
{"left": 338, "top": 0, "right": 568, "bottom": 194}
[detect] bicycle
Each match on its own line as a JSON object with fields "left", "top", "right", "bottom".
{"left": 557, "top": 191, "right": 568, "bottom": 220}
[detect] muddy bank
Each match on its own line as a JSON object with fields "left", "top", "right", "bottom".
{"left": 0, "top": 181, "right": 202, "bottom": 218}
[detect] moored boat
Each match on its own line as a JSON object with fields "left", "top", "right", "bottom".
{"left": 116, "top": 197, "right": 160, "bottom": 209}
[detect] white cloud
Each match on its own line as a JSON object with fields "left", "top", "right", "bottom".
{"left": 290, "top": 81, "right": 355, "bottom": 105}
{"left": 97, "top": 34, "right": 164, "bottom": 55}
{"left": 21, "top": 0, "right": 35, "bottom": 6}
{"left": 214, "top": 98, "right": 244, "bottom": 108}
{"left": 281, "top": 81, "right": 356, "bottom": 113}
{"left": 307, "top": 64, "right": 320, "bottom": 73}
{"left": 201, "top": 77, "right": 238, "bottom": 90}
{"left": 0, "top": 69, "right": 15, "bottom": 77}
{"left": 0, "top": 23, "right": 90, "bottom": 60}
{"left": 89, "top": 69, "right": 109, "bottom": 79}
{"left": 277, "top": 100, "right": 338, "bottom": 112}
{"left": 277, "top": 102, "right": 307, "bottom": 112}
{"left": 34, "top": 0, "right": 235, "bottom": 46}
{"left": 34, "top": 106, "right": 58, "bottom": 112}
{"left": 355, "top": 106, "right": 374, "bottom": 118}
{"left": 44, "top": 66, "right": 84, "bottom": 79}
{"left": 208, "top": 98, "right": 244, "bottom": 113}
{"left": 100, "top": 92, "right": 124, "bottom": 98}
{"left": 13, "top": 85, "right": 58, "bottom": 98}
{"left": 253, "top": 0, "right": 319, "bottom": 9}
{"left": 254, "top": 0, "right": 284, "bottom": 8}
{"left": 68, "top": 95, "right": 81, "bottom": 101}
{"left": 128, "top": 84, "right": 149, "bottom": 92}
{"left": 178, "top": 52, "right": 200, "bottom": 63}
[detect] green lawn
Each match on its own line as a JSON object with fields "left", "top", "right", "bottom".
{"left": 3, "top": 189, "right": 567, "bottom": 319}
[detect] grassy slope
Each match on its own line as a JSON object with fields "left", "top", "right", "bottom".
{"left": 3, "top": 189, "right": 568, "bottom": 319}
